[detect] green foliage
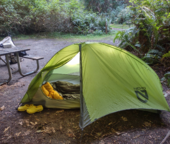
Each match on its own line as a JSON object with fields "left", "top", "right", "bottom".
{"left": 162, "top": 51, "right": 170, "bottom": 58}
{"left": 113, "top": 27, "right": 141, "bottom": 55}
{"left": 109, "top": 6, "right": 133, "bottom": 24}
{"left": 142, "top": 49, "right": 161, "bottom": 65}
{"left": 114, "top": 7, "right": 133, "bottom": 24}
{"left": 81, "top": 0, "right": 132, "bottom": 24}
{"left": 0, "top": 0, "right": 111, "bottom": 35}
{"left": 81, "top": 0, "right": 129, "bottom": 13}
{"left": 110, "top": 24, "right": 132, "bottom": 29}
{"left": 13, "top": 31, "right": 116, "bottom": 41}
{"left": 71, "top": 11, "right": 112, "bottom": 34}
{"left": 164, "top": 72, "right": 170, "bottom": 87}
{"left": 114, "top": 0, "right": 170, "bottom": 65}
{"left": 0, "top": 0, "right": 73, "bottom": 34}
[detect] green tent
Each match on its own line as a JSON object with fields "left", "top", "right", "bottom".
{"left": 20, "top": 42, "right": 170, "bottom": 129}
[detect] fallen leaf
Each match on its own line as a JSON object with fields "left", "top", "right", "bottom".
{"left": 30, "top": 122, "right": 34, "bottom": 125}
{"left": 101, "top": 132, "right": 112, "bottom": 138}
{"left": 24, "top": 120, "right": 30, "bottom": 127}
{"left": 96, "top": 132, "right": 102, "bottom": 137}
{"left": 108, "top": 122, "right": 112, "bottom": 125}
{"left": 36, "top": 130, "right": 43, "bottom": 133}
{"left": 18, "top": 121, "right": 23, "bottom": 126}
{"left": 143, "top": 122, "right": 151, "bottom": 127}
{"left": 23, "top": 130, "right": 31, "bottom": 136}
{"left": 121, "top": 116, "right": 128, "bottom": 121}
{"left": 67, "top": 129, "right": 75, "bottom": 138}
{"left": 3, "top": 126, "right": 10, "bottom": 133}
{"left": 0, "top": 105, "right": 5, "bottom": 111}
{"left": 52, "top": 127, "right": 55, "bottom": 133}
{"left": 133, "top": 135, "right": 140, "bottom": 139}
{"left": 56, "top": 110, "right": 64, "bottom": 113}
{"left": 7, "top": 135, "right": 12, "bottom": 140}
{"left": 30, "top": 122, "right": 37, "bottom": 126}
{"left": 115, "top": 132, "right": 121, "bottom": 136}
{"left": 15, "top": 132, "right": 21, "bottom": 137}
{"left": 43, "top": 127, "right": 55, "bottom": 134}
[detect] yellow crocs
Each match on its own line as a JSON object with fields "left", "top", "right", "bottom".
{"left": 52, "top": 91, "right": 63, "bottom": 100}
{"left": 26, "top": 104, "right": 43, "bottom": 114}
{"left": 41, "top": 85, "right": 49, "bottom": 96}
{"left": 18, "top": 104, "right": 30, "bottom": 111}
{"left": 43, "top": 82, "right": 53, "bottom": 92}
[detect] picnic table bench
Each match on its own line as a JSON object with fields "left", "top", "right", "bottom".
{"left": 0, "top": 47, "right": 44, "bottom": 85}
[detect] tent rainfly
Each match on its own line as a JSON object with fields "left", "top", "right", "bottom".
{"left": 20, "top": 42, "right": 170, "bottom": 129}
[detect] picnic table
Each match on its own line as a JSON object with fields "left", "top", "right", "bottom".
{"left": 0, "top": 47, "right": 43, "bottom": 85}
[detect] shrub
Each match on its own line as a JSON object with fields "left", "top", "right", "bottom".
{"left": 114, "top": 0, "right": 170, "bottom": 65}
{"left": 0, "top": 0, "right": 111, "bottom": 35}
{"left": 114, "top": 7, "right": 133, "bottom": 24}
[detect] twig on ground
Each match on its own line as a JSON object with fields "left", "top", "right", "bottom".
{"left": 160, "top": 130, "right": 170, "bottom": 144}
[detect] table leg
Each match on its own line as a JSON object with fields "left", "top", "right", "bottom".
{"left": 0, "top": 56, "right": 7, "bottom": 64}
{"left": 0, "top": 55, "right": 12, "bottom": 85}
{"left": 16, "top": 53, "right": 40, "bottom": 77}
{"left": 0, "top": 55, "right": 16, "bottom": 72}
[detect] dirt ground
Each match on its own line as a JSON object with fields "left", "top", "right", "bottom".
{"left": 0, "top": 37, "right": 170, "bottom": 144}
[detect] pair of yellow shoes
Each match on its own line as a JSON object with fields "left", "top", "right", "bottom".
{"left": 18, "top": 104, "right": 43, "bottom": 114}
{"left": 41, "top": 82, "right": 63, "bottom": 100}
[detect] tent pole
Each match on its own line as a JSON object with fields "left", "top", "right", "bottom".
{"left": 79, "top": 44, "right": 84, "bottom": 142}
{"left": 79, "top": 44, "right": 84, "bottom": 129}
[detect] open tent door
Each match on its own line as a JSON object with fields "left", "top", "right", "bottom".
{"left": 43, "top": 52, "right": 80, "bottom": 84}
{"left": 20, "top": 44, "right": 80, "bottom": 105}
{"left": 31, "top": 52, "right": 81, "bottom": 109}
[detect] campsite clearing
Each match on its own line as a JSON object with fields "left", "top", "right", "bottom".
{"left": 0, "top": 38, "right": 170, "bottom": 144}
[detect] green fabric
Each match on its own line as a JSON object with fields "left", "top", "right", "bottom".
{"left": 47, "top": 74, "right": 80, "bottom": 84}
{"left": 20, "top": 42, "right": 170, "bottom": 129}
{"left": 81, "top": 43, "right": 170, "bottom": 127}
{"left": 44, "top": 63, "right": 79, "bottom": 83}
{"left": 21, "top": 44, "right": 79, "bottom": 103}
{"left": 52, "top": 64, "right": 79, "bottom": 75}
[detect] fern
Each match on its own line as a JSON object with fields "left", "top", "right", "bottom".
{"left": 164, "top": 72, "right": 170, "bottom": 87}
{"left": 113, "top": 0, "right": 170, "bottom": 65}
{"left": 147, "top": 49, "right": 162, "bottom": 56}
{"left": 162, "top": 51, "right": 170, "bottom": 58}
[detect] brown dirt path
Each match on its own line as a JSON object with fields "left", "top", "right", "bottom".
{"left": 0, "top": 38, "right": 170, "bottom": 144}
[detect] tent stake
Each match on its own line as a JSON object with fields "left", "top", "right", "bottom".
{"left": 80, "top": 129, "right": 84, "bottom": 144}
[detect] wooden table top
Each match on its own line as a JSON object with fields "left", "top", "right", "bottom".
{"left": 0, "top": 47, "right": 30, "bottom": 56}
